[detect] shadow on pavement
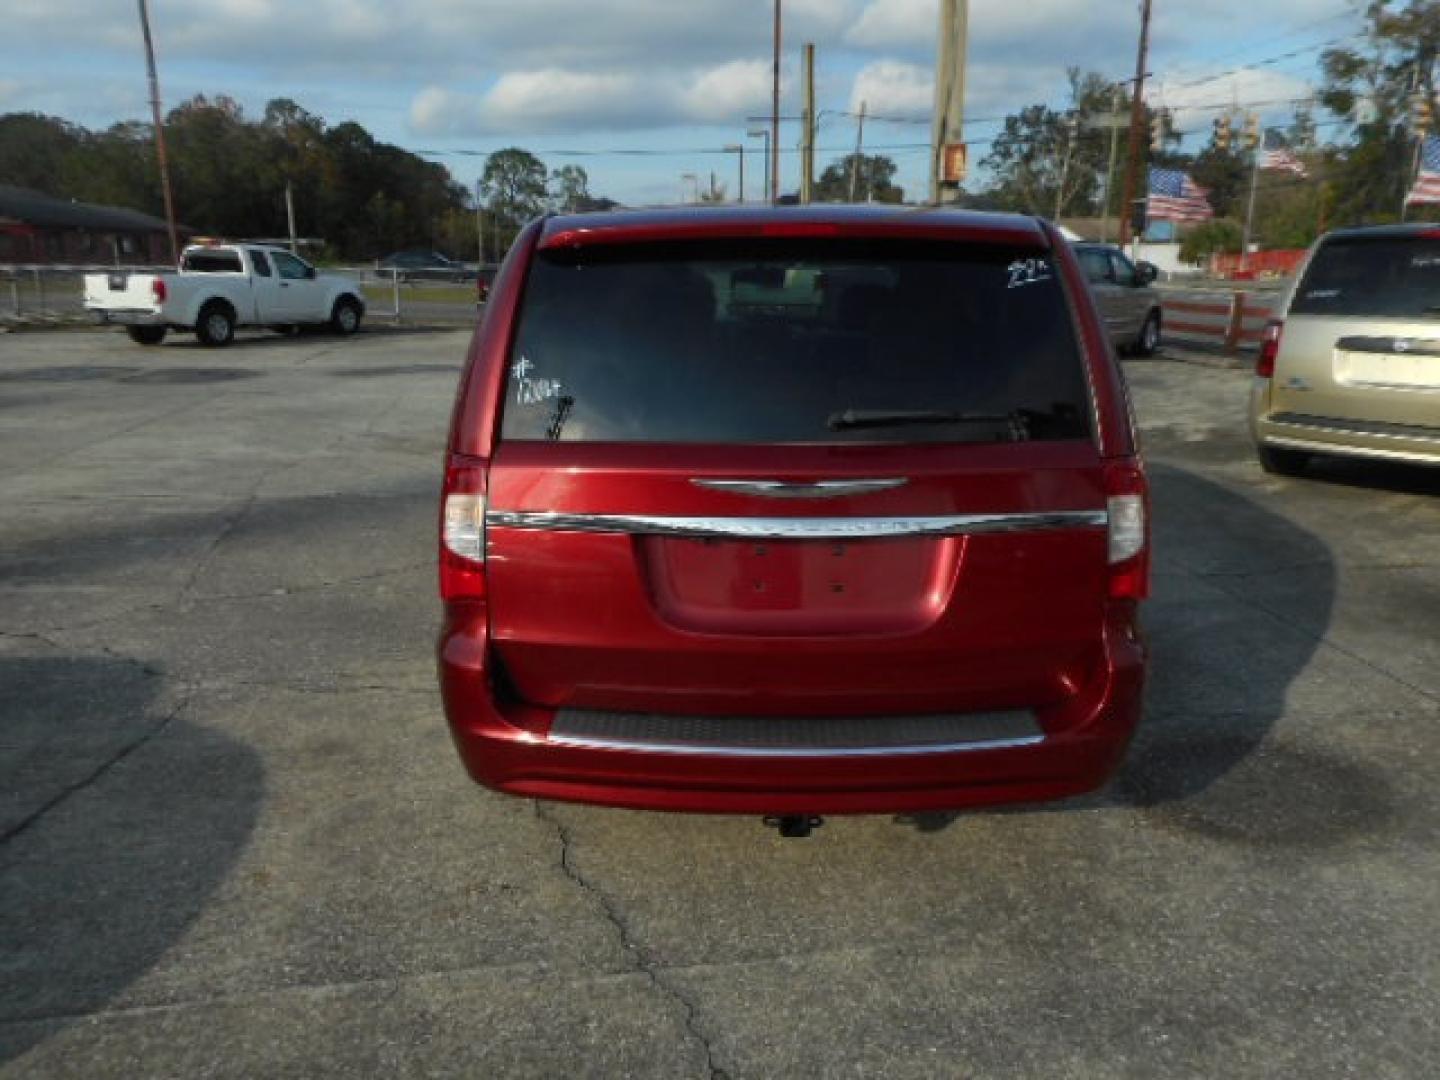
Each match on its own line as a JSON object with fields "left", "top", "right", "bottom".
{"left": 0, "top": 655, "right": 263, "bottom": 1064}
{"left": 900, "top": 462, "right": 1365, "bottom": 842}
{"left": 1300, "top": 453, "right": 1440, "bottom": 499}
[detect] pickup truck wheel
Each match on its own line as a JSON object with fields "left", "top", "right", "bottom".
{"left": 331, "top": 297, "right": 363, "bottom": 336}
{"left": 196, "top": 302, "right": 236, "bottom": 348}
{"left": 126, "top": 326, "right": 167, "bottom": 346}
{"left": 1134, "top": 311, "right": 1161, "bottom": 357}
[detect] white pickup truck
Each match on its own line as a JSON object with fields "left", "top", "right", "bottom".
{"left": 84, "top": 243, "right": 366, "bottom": 347}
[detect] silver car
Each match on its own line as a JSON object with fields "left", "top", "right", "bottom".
{"left": 1074, "top": 243, "right": 1163, "bottom": 355}
{"left": 1251, "top": 224, "right": 1440, "bottom": 474}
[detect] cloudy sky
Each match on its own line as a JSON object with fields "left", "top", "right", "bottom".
{"left": 5, "top": 0, "right": 1361, "bottom": 204}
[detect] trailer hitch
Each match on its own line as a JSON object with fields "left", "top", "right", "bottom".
{"left": 764, "top": 814, "right": 824, "bottom": 838}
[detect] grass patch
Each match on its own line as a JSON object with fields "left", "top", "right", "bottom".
{"left": 361, "top": 283, "right": 477, "bottom": 305}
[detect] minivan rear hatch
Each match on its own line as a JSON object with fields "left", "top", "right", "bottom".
{"left": 483, "top": 232, "right": 1111, "bottom": 717}
{"left": 1275, "top": 234, "right": 1440, "bottom": 428}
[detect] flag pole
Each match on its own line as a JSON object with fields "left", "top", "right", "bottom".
{"left": 1401, "top": 135, "right": 1424, "bottom": 223}
{"left": 1241, "top": 141, "right": 1261, "bottom": 273}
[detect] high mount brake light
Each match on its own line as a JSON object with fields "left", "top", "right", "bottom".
{"left": 1256, "top": 320, "right": 1283, "bottom": 378}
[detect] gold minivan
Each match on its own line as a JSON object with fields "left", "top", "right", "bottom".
{"left": 1251, "top": 224, "right": 1440, "bottom": 474}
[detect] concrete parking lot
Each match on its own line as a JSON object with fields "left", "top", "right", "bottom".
{"left": 2, "top": 326, "right": 1438, "bottom": 1077}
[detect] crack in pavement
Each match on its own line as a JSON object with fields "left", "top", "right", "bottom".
{"left": 532, "top": 801, "right": 730, "bottom": 1080}
{"left": 0, "top": 687, "right": 189, "bottom": 851}
{"left": 173, "top": 369, "right": 425, "bottom": 604}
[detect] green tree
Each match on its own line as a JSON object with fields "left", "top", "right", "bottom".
{"left": 1179, "top": 219, "right": 1243, "bottom": 264}
{"left": 982, "top": 69, "right": 1154, "bottom": 218}
{"left": 482, "top": 148, "right": 548, "bottom": 246}
{"left": 0, "top": 99, "right": 477, "bottom": 258}
{"left": 813, "top": 153, "right": 904, "bottom": 202}
{"left": 0, "top": 113, "right": 82, "bottom": 192}
{"left": 1187, "top": 141, "right": 1250, "bottom": 219}
{"left": 549, "top": 164, "right": 590, "bottom": 211}
{"left": 1319, "top": 0, "right": 1440, "bottom": 223}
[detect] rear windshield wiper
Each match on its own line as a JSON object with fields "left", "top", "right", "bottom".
{"left": 827, "top": 408, "right": 1030, "bottom": 439}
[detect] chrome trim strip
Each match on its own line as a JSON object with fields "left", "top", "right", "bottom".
{"left": 690, "top": 478, "right": 908, "bottom": 499}
{"left": 1264, "top": 435, "right": 1440, "bottom": 467}
{"left": 485, "top": 508, "right": 1107, "bottom": 540}
{"left": 546, "top": 732, "right": 1046, "bottom": 758}
{"left": 1267, "top": 415, "right": 1440, "bottom": 445}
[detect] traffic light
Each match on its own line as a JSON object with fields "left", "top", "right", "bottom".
{"left": 1130, "top": 198, "right": 1148, "bottom": 237}
{"left": 1243, "top": 113, "right": 1261, "bottom": 152}
{"left": 1151, "top": 109, "right": 1170, "bottom": 152}
{"left": 1412, "top": 92, "right": 1434, "bottom": 132}
{"left": 1213, "top": 115, "right": 1232, "bottom": 151}
{"left": 1294, "top": 107, "right": 1317, "bottom": 151}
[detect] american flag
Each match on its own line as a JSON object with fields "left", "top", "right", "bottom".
{"left": 1147, "top": 167, "right": 1214, "bottom": 222}
{"left": 1260, "top": 142, "right": 1308, "bottom": 178}
{"left": 1406, "top": 136, "right": 1440, "bottom": 205}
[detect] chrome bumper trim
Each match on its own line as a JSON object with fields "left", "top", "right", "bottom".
{"left": 548, "top": 708, "right": 1045, "bottom": 758}
{"left": 546, "top": 733, "right": 1046, "bottom": 758}
{"left": 690, "top": 478, "right": 908, "bottom": 498}
{"left": 1263, "top": 434, "right": 1440, "bottom": 467}
{"left": 486, "top": 508, "right": 1107, "bottom": 541}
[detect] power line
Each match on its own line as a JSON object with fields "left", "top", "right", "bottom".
{"left": 1160, "top": 35, "right": 1350, "bottom": 93}
{"left": 413, "top": 142, "right": 933, "bottom": 159}
{"left": 1151, "top": 4, "right": 1360, "bottom": 75}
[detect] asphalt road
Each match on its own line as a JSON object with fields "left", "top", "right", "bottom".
{"left": 2, "top": 327, "right": 1438, "bottom": 1077}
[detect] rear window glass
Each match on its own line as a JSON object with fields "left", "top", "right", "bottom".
{"left": 501, "top": 239, "right": 1091, "bottom": 444}
{"left": 1292, "top": 237, "right": 1440, "bottom": 319}
{"left": 181, "top": 249, "right": 243, "bottom": 273}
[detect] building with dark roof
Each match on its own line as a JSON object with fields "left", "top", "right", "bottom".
{"left": 0, "top": 185, "right": 185, "bottom": 266}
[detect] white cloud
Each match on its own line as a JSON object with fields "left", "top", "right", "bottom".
{"left": 846, "top": 0, "right": 937, "bottom": 51}
{"left": 411, "top": 60, "right": 785, "bottom": 135}
{"left": 849, "top": 59, "right": 933, "bottom": 115}
{"left": 681, "top": 60, "right": 774, "bottom": 124}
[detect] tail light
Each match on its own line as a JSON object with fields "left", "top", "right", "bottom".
{"left": 1104, "top": 461, "right": 1149, "bottom": 600}
{"left": 1256, "top": 320, "right": 1283, "bottom": 378}
{"left": 151, "top": 278, "right": 167, "bottom": 304}
{"left": 440, "top": 460, "right": 488, "bottom": 601}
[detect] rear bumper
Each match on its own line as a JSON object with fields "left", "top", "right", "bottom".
{"left": 88, "top": 309, "right": 166, "bottom": 327}
{"left": 437, "top": 608, "right": 1146, "bottom": 815}
{"left": 1255, "top": 410, "right": 1440, "bottom": 467}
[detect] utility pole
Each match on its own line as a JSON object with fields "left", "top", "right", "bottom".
{"left": 800, "top": 43, "right": 816, "bottom": 203}
{"left": 771, "top": 0, "right": 782, "bottom": 204}
{"left": 1241, "top": 113, "right": 1262, "bottom": 270}
{"left": 285, "top": 180, "right": 298, "bottom": 252}
{"left": 1100, "top": 84, "right": 1124, "bottom": 243}
{"left": 930, "top": 0, "right": 969, "bottom": 204}
{"left": 474, "top": 179, "right": 485, "bottom": 266}
{"left": 848, "top": 100, "right": 868, "bottom": 202}
{"left": 1118, "top": 0, "right": 1153, "bottom": 246}
{"left": 136, "top": 0, "right": 179, "bottom": 264}
{"left": 747, "top": 128, "right": 771, "bottom": 202}
{"left": 1054, "top": 113, "right": 1078, "bottom": 222}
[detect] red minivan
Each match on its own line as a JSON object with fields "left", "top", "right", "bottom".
{"left": 438, "top": 206, "right": 1148, "bottom": 820}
